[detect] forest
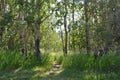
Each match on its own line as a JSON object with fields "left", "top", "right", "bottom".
{"left": 0, "top": 0, "right": 120, "bottom": 80}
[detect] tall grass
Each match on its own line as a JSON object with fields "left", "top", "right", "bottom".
{"left": 54, "top": 53, "right": 64, "bottom": 64}
{"left": 0, "top": 50, "right": 22, "bottom": 70}
{"left": 62, "top": 53, "right": 120, "bottom": 72}
{"left": 0, "top": 50, "right": 120, "bottom": 73}
{"left": 0, "top": 50, "right": 54, "bottom": 70}
{"left": 62, "top": 54, "right": 94, "bottom": 71}
{"left": 99, "top": 53, "right": 120, "bottom": 72}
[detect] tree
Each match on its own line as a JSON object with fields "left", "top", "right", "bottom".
{"left": 34, "top": 0, "right": 41, "bottom": 60}
{"left": 19, "top": 0, "right": 27, "bottom": 56}
{"left": 71, "top": 0, "right": 75, "bottom": 51}
{"left": 84, "top": 0, "right": 91, "bottom": 54}
{"left": 0, "top": 0, "right": 6, "bottom": 48}
{"left": 63, "top": 0, "right": 68, "bottom": 56}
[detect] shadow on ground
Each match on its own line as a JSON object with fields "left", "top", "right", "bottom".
{"left": 0, "top": 67, "right": 120, "bottom": 80}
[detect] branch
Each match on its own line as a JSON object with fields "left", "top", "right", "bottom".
{"left": 40, "top": 11, "right": 53, "bottom": 24}
{"left": 40, "top": 1, "right": 63, "bottom": 24}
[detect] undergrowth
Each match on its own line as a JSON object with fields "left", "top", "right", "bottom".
{"left": 0, "top": 50, "right": 54, "bottom": 70}
{"left": 62, "top": 53, "right": 120, "bottom": 72}
{"left": 0, "top": 49, "right": 120, "bottom": 73}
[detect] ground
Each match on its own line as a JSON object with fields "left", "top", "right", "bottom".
{"left": 0, "top": 66, "right": 120, "bottom": 80}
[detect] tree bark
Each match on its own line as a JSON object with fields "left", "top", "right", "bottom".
{"left": 84, "top": 0, "right": 91, "bottom": 54}
{"left": 34, "top": 0, "right": 41, "bottom": 60}
{"left": 0, "top": 0, "right": 6, "bottom": 47}
{"left": 19, "top": 8, "right": 27, "bottom": 56}
{"left": 60, "top": 26, "right": 64, "bottom": 54}
{"left": 64, "top": 0, "right": 68, "bottom": 56}
{"left": 72, "top": 0, "right": 75, "bottom": 51}
{"left": 35, "top": 23, "right": 41, "bottom": 60}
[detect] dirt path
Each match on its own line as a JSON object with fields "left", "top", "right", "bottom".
{"left": 49, "top": 61, "right": 62, "bottom": 75}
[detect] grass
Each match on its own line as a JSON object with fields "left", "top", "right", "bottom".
{"left": 0, "top": 50, "right": 120, "bottom": 80}
{"left": 0, "top": 50, "right": 55, "bottom": 70}
{"left": 0, "top": 67, "right": 120, "bottom": 80}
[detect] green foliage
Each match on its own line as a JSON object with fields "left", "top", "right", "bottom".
{"left": 62, "top": 53, "right": 120, "bottom": 72}
{"left": 21, "top": 53, "right": 55, "bottom": 69}
{"left": 15, "top": 0, "right": 24, "bottom": 5}
{"left": 0, "top": 49, "right": 120, "bottom": 80}
{"left": 55, "top": 53, "right": 64, "bottom": 64}
{"left": 25, "top": 15, "right": 34, "bottom": 24}
{"left": 0, "top": 12, "right": 13, "bottom": 26}
{"left": 21, "top": 53, "right": 38, "bottom": 68}
{"left": 0, "top": 50, "right": 54, "bottom": 70}
{"left": 41, "top": 53, "right": 54, "bottom": 67}
{"left": 0, "top": 50, "right": 22, "bottom": 70}
{"left": 62, "top": 53, "right": 94, "bottom": 71}
{"left": 99, "top": 53, "right": 120, "bottom": 72}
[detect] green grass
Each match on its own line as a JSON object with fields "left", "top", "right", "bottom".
{"left": 62, "top": 53, "right": 120, "bottom": 72}
{"left": 0, "top": 67, "right": 120, "bottom": 80}
{"left": 0, "top": 50, "right": 54, "bottom": 70}
{"left": 62, "top": 53, "right": 94, "bottom": 71}
{"left": 0, "top": 50, "right": 120, "bottom": 80}
{"left": 0, "top": 50, "right": 22, "bottom": 70}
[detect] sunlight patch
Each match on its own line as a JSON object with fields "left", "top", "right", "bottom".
{"left": 14, "top": 67, "right": 22, "bottom": 73}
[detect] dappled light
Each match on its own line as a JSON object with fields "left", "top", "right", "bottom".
{"left": 0, "top": 0, "right": 120, "bottom": 79}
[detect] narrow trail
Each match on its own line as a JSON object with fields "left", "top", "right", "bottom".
{"left": 49, "top": 61, "right": 62, "bottom": 75}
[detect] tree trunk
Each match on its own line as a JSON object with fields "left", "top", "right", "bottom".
{"left": 19, "top": 10, "right": 27, "bottom": 56}
{"left": 60, "top": 26, "right": 64, "bottom": 54}
{"left": 64, "top": 16, "right": 68, "bottom": 56}
{"left": 7, "top": 33, "right": 16, "bottom": 50}
{"left": 0, "top": 0, "right": 6, "bottom": 48}
{"left": 35, "top": 23, "right": 41, "bottom": 60}
{"left": 84, "top": 0, "right": 90, "bottom": 54}
{"left": 0, "top": 1, "right": 2, "bottom": 42}
{"left": 34, "top": 0, "right": 41, "bottom": 60}
{"left": 72, "top": 0, "right": 75, "bottom": 51}
{"left": 64, "top": 0, "right": 68, "bottom": 56}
